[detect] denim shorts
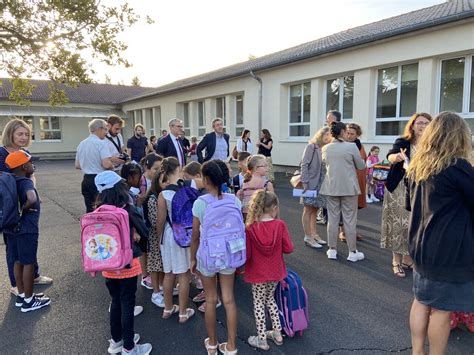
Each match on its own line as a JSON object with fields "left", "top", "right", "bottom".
{"left": 6, "top": 232, "right": 38, "bottom": 265}
{"left": 197, "top": 259, "right": 235, "bottom": 278}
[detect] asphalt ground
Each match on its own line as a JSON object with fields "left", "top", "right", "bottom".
{"left": 0, "top": 160, "right": 472, "bottom": 355}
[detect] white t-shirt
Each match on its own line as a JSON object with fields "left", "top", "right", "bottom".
{"left": 76, "top": 134, "right": 111, "bottom": 174}
{"left": 105, "top": 133, "right": 124, "bottom": 158}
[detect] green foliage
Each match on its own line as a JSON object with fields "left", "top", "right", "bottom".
{"left": 131, "top": 76, "right": 141, "bottom": 86}
{"left": 0, "top": 0, "right": 153, "bottom": 105}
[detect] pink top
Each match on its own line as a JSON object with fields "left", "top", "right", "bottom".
{"left": 366, "top": 155, "right": 379, "bottom": 175}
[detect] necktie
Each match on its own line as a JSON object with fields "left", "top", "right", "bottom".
{"left": 177, "top": 138, "right": 185, "bottom": 166}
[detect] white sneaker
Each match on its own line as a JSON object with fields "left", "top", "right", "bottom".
{"left": 121, "top": 343, "right": 152, "bottom": 354}
{"left": 326, "top": 249, "right": 337, "bottom": 260}
{"left": 159, "top": 286, "right": 179, "bottom": 296}
{"left": 304, "top": 236, "right": 323, "bottom": 249}
{"left": 347, "top": 251, "right": 365, "bottom": 262}
{"left": 371, "top": 196, "right": 380, "bottom": 202}
{"left": 151, "top": 292, "right": 165, "bottom": 308}
{"left": 366, "top": 197, "right": 373, "bottom": 203}
{"left": 108, "top": 333, "right": 140, "bottom": 354}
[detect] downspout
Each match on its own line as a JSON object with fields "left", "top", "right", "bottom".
{"left": 250, "top": 70, "right": 263, "bottom": 133}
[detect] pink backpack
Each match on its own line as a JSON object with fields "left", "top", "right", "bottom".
{"left": 80, "top": 205, "right": 132, "bottom": 276}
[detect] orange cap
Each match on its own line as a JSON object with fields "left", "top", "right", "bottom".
{"left": 5, "top": 151, "right": 34, "bottom": 169}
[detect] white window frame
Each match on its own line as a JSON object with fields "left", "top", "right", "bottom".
{"left": 197, "top": 101, "right": 206, "bottom": 137}
{"left": 145, "top": 108, "right": 154, "bottom": 137}
{"left": 182, "top": 102, "right": 190, "bottom": 136}
{"left": 325, "top": 75, "right": 354, "bottom": 120}
{"left": 39, "top": 116, "right": 62, "bottom": 142}
{"left": 234, "top": 94, "right": 244, "bottom": 137}
{"left": 288, "top": 82, "right": 311, "bottom": 137}
{"left": 374, "top": 62, "right": 419, "bottom": 138}
{"left": 216, "top": 96, "right": 226, "bottom": 129}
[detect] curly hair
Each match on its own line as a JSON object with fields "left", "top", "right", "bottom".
{"left": 347, "top": 122, "right": 362, "bottom": 137}
{"left": 243, "top": 154, "right": 266, "bottom": 183}
{"left": 246, "top": 190, "right": 279, "bottom": 226}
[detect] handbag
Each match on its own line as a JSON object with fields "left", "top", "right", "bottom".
{"left": 290, "top": 144, "right": 316, "bottom": 189}
{"left": 232, "top": 146, "right": 238, "bottom": 160}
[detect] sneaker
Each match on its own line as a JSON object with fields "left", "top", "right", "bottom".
{"left": 108, "top": 333, "right": 140, "bottom": 354}
{"left": 248, "top": 335, "right": 269, "bottom": 351}
{"left": 159, "top": 286, "right": 179, "bottom": 296}
{"left": 366, "top": 197, "right": 373, "bottom": 203}
{"left": 21, "top": 295, "right": 51, "bottom": 313}
{"left": 10, "top": 286, "right": 19, "bottom": 296}
{"left": 140, "top": 276, "right": 153, "bottom": 290}
{"left": 192, "top": 290, "right": 206, "bottom": 303}
{"left": 326, "top": 249, "right": 337, "bottom": 260}
{"left": 15, "top": 293, "right": 44, "bottom": 307}
{"left": 108, "top": 304, "right": 143, "bottom": 317}
{"left": 371, "top": 196, "right": 380, "bottom": 202}
{"left": 121, "top": 343, "right": 152, "bottom": 354}
{"left": 34, "top": 275, "right": 53, "bottom": 284}
{"left": 347, "top": 250, "right": 365, "bottom": 262}
{"left": 198, "top": 299, "right": 222, "bottom": 313}
{"left": 303, "top": 236, "right": 322, "bottom": 249}
{"left": 151, "top": 292, "right": 165, "bottom": 308}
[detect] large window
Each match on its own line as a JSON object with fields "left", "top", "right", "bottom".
{"left": 144, "top": 108, "right": 154, "bottom": 137}
{"left": 133, "top": 110, "right": 143, "bottom": 126}
{"left": 289, "top": 82, "right": 311, "bottom": 137}
{"left": 22, "top": 116, "right": 35, "bottom": 141}
{"left": 326, "top": 76, "right": 354, "bottom": 119}
{"left": 216, "top": 97, "right": 226, "bottom": 129}
{"left": 235, "top": 95, "right": 244, "bottom": 137}
{"left": 183, "top": 103, "right": 190, "bottom": 136}
{"left": 197, "top": 101, "right": 206, "bottom": 137}
{"left": 40, "top": 117, "right": 61, "bottom": 140}
{"left": 376, "top": 63, "right": 418, "bottom": 136}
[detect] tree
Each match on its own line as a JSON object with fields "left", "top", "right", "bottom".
{"left": 0, "top": 1, "right": 153, "bottom": 105}
{"left": 248, "top": 54, "right": 257, "bottom": 61}
{"left": 131, "top": 76, "right": 141, "bottom": 86}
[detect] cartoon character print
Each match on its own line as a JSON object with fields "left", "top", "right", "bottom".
{"left": 85, "top": 234, "right": 118, "bottom": 261}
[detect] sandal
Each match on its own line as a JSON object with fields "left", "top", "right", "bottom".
{"left": 247, "top": 336, "right": 269, "bottom": 351}
{"left": 162, "top": 304, "right": 179, "bottom": 319}
{"left": 204, "top": 338, "right": 219, "bottom": 355}
{"left": 179, "top": 308, "right": 195, "bottom": 323}
{"left": 265, "top": 330, "right": 283, "bottom": 346}
{"left": 218, "top": 342, "right": 238, "bottom": 354}
{"left": 401, "top": 262, "right": 414, "bottom": 270}
{"left": 392, "top": 264, "right": 406, "bottom": 278}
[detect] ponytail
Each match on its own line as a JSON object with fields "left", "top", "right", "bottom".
{"left": 201, "top": 160, "right": 227, "bottom": 195}
{"left": 244, "top": 154, "right": 265, "bottom": 183}
{"left": 160, "top": 157, "right": 179, "bottom": 183}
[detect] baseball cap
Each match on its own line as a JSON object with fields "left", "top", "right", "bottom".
{"left": 94, "top": 171, "right": 123, "bottom": 193}
{"left": 5, "top": 151, "right": 39, "bottom": 170}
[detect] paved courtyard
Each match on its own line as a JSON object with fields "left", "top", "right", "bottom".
{"left": 0, "top": 160, "right": 472, "bottom": 354}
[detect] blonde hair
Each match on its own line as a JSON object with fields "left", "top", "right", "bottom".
{"left": 407, "top": 112, "right": 472, "bottom": 184}
{"left": 2, "top": 118, "right": 32, "bottom": 147}
{"left": 309, "top": 127, "right": 330, "bottom": 146}
{"left": 243, "top": 154, "right": 266, "bottom": 182}
{"left": 246, "top": 190, "right": 279, "bottom": 226}
{"left": 402, "top": 112, "right": 432, "bottom": 143}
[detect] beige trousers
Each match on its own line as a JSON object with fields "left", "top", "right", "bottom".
{"left": 326, "top": 195, "right": 358, "bottom": 252}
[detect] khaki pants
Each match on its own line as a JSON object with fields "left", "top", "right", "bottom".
{"left": 326, "top": 195, "right": 358, "bottom": 252}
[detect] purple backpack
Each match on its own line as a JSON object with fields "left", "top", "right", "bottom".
{"left": 197, "top": 193, "right": 246, "bottom": 272}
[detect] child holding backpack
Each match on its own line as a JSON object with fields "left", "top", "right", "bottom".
{"left": 93, "top": 171, "right": 152, "bottom": 355}
{"left": 245, "top": 190, "right": 294, "bottom": 350}
{"left": 190, "top": 160, "right": 245, "bottom": 355}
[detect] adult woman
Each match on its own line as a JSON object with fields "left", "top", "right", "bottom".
{"left": 0, "top": 118, "right": 52, "bottom": 296}
{"left": 256, "top": 129, "right": 274, "bottom": 182}
{"left": 381, "top": 113, "right": 432, "bottom": 278}
{"left": 236, "top": 129, "right": 253, "bottom": 154}
{"left": 320, "top": 122, "right": 366, "bottom": 262}
{"left": 300, "top": 127, "right": 331, "bottom": 248}
{"left": 406, "top": 112, "right": 474, "bottom": 355}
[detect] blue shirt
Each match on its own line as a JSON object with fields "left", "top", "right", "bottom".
{"left": 127, "top": 136, "right": 148, "bottom": 163}
{"left": 0, "top": 146, "right": 31, "bottom": 172}
{"left": 16, "top": 176, "right": 40, "bottom": 235}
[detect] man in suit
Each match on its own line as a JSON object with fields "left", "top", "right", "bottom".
{"left": 156, "top": 118, "right": 186, "bottom": 166}
{"left": 196, "top": 118, "right": 230, "bottom": 163}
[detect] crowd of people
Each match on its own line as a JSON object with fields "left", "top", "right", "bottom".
{"left": 1, "top": 108, "right": 472, "bottom": 355}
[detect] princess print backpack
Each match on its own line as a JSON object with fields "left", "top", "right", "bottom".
{"left": 80, "top": 205, "right": 133, "bottom": 276}
{"left": 197, "top": 193, "right": 246, "bottom": 272}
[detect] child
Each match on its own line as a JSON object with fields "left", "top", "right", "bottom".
{"left": 5, "top": 151, "right": 50, "bottom": 312}
{"left": 188, "top": 137, "right": 198, "bottom": 162}
{"left": 190, "top": 160, "right": 242, "bottom": 354}
{"left": 245, "top": 190, "right": 294, "bottom": 350}
{"left": 237, "top": 154, "right": 274, "bottom": 220}
{"left": 232, "top": 151, "right": 251, "bottom": 194}
{"left": 366, "top": 146, "right": 381, "bottom": 203}
{"left": 155, "top": 157, "right": 194, "bottom": 323}
{"left": 94, "top": 171, "right": 152, "bottom": 354}
{"left": 140, "top": 153, "right": 163, "bottom": 194}
{"left": 183, "top": 161, "right": 202, "bottom": 180}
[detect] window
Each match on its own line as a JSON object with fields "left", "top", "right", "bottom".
{"left": 289, "top": 82, "right": 311, "bottom": 137}
{"left": 40, "top": 117, "right": 61, "bottom": 140}
{"left": 235, "top": 95, "right": 244, "bottom": 136}
{"left": 216, "top": 97, "right": 226, "bottom": 129}
{"left": 197, "top": 101, "right": 206, "bottom": 137}
{"left": 183, "top": 103, "right": 190, "bottom": 136}
{"left": 21, "top": 116, "right": 35, "bottom": 141}
{"left": 376, "top": 63, "right": 418, "bottom": 136}
{"left": 145, "top": 108, "right": 154, "bottom": 136}
{"left": 326, "top": 76, "right": 354, "bottom": 119}
{"left": 133, "top": 110, "right": 143, "bottom": 126}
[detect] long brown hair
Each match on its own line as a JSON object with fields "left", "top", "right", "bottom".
{"left": 246, "top": 190, "right": 279, "bottom": 226}
{"left": 402, "top": 112, "right": 432, "bottom": 143}
{"left": 243, "top": 154, "right": 266, "bottom": 182}
{"left": 261, "top": 129, "right": 271, "bottom": 141}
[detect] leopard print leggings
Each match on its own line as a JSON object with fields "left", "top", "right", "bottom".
{"left": 251, "top": 282, "right": 282, "bottom": 340}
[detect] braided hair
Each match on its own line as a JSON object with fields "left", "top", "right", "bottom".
{"left": 246, "top": 190, "right": 279, "bottom": 226}
{"left": 330, "top": 121, "right": 346, "bottom": 141}
{"left": 160, "top": 157, "right": 180, "bottom": 184}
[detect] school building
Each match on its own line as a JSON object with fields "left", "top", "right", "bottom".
{"left": 1, "top": 0, "right": 473, "bottom": 165}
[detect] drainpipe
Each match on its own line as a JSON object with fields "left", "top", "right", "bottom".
{"left": 250, "top": 70, "right": 262, "bottom": 133}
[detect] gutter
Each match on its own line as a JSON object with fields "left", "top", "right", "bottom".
{"left": 250, "top": 70, "right": 263, "bottom": 133}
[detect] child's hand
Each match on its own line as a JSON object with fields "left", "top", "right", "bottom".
{"left": 133, "top": 232, "right": 141, "bottom": 243}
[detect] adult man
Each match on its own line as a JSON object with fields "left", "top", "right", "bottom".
{"left": 196, "top": 118, "right": 230, "bottom": 163}
{"left": 156, "top": 118, "right": 186, "bottom": 166}
{"left": 75, "top": 119, "right": 114, "bottom": 212}
{"left": 126, "top": 124, "right": 153, "bottom": 163}
{"left": 326, "top": 110, "right": 342, "bottom": 125}
{"left": 105, "top": 115, "right": 128, "bottom": 172}
{"left": 158, "top": 129, "right": 168, "bottom": 142}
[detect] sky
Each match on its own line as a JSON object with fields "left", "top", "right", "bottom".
{"left": 46, "top": 0, "right": 451, "bottom": 88}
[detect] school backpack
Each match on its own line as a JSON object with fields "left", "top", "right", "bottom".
{"left": 166, "top": 181, "right": 201, "bottom": 248}
{"left": 0, "top": 171, "right": 20, "bottom": 233}
{"left": 197, "top": 193, "right": 246, "bottom": 272}
{"left": 80, "top": 204, "right": 133, "bottom": 276}
{"left": 275, "top": 269, "right": 309, "bottom": 337}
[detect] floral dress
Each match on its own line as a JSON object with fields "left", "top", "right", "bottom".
{"left": 146, "top": 194, "right": 163, "bottom": 273}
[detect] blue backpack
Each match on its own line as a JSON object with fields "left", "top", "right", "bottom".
{"left": 275, "top": 269, "right": 309, "bottom": 337}
{"left": 0, "top": 171, "right": 20, "bottom": 233}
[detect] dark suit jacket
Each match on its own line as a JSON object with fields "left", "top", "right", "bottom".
{"left": 386, "top": 137, "right": 410, "bottom": 193}
{"left": 156, "top": 134, "right": 186, "bottom": 164}
{"left": 196, "top": 132, "right": 230, "bottom": 163}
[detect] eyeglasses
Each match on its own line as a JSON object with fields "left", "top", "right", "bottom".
{"left": 414, "top": 121, "right": 430, "bottom": 126}
{"left": 173, "top": 125, "right": 184, "bottom": 128}
{"left": 256, "top": 165, "right": 267, "bottom": 168}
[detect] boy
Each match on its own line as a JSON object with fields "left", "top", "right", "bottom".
{"left": 232, "top": 152, "right": 251, "bottom": 194}
{"left": 5, "top": 151, "right": 50, "bottom": 312}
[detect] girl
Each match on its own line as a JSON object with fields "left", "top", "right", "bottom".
{"left": 236, "top": 129, "right": 253, "bottom": 154}
{"left": 155, "top": 157, "right": 194, "bottom": 323}
{"left": 237, "top": 154, "right": 274, "bottom": 220}
{"left": 256, "top": 129, "right": 274, "bottom": 182}
{"left": 190, "top": 160, "right": 241, "bottom": 355}
{"left": 245, "top": 190, "right": 294, "bottom": 350}
{"left": 141, "top": 153, "right": 163, "bottom": 194}
{"left": 94, "top": 171, "right": 152, "bottom": 355}
{"left": 366, "top": 146, "right": 380, "bottom": 203}
{"left": 188, "top": 137, "right": 198, "bottom": 162}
